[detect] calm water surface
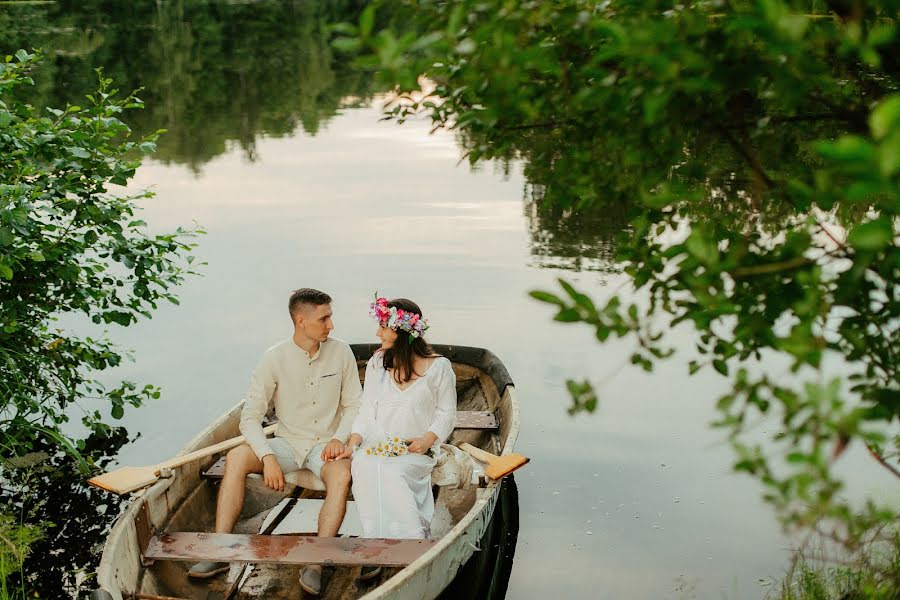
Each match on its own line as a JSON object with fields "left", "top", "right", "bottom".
{"left": 3, "top": 3, "right": 897, "bottom": 598}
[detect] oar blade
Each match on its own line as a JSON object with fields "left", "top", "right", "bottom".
{"left": 485, "top": 453, "right": 529, "bottom": 480}
{"left": 88, "top": 465, "right": 159, "bottom": 495}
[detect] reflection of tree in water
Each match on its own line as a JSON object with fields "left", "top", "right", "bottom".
{"left": 0, "top": 0, "right": 377, "bottom": 172}
{"left": 524, "top": 190, "right": 625, "bottom": 274}
{"left": 1, "top": 431, "right": 130, "bottom": 599}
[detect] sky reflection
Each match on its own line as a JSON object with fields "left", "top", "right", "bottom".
{"left": 93, "top": 103, "right": 900, "bottom": 600}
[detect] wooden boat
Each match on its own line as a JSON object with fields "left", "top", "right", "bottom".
{"left": 91, "top": 344, "right": 521, "bottom": 600}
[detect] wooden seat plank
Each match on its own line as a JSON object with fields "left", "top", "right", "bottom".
{"left": 454, "top": 410, "right": 498, "bottom": 429}
{"left": 144, "top": 532, "right": 435, "bottom": 567}
{"left": 202, "top": 411, "right": 497, "bottom": 479}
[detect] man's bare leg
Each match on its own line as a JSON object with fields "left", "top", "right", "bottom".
{"left": 318, "top": 458, "right": 352, "bottom": 536}
{"left": 302, "top": 458, "right": 352, "bottom": 581}
{"left": 189, "top": 444, "right": 265, "bottom": 579}
{"left": 215, "top": 444, "right": 264, "bottom": 533}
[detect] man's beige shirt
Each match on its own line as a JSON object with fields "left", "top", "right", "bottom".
{"left": 240, "top": 337, "right": 362, "bottom": 466}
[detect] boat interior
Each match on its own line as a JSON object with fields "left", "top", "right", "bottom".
{"left": 120, "top": 345, "right": 516, "bottom": 600}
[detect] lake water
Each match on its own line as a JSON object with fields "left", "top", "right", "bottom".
{"left": 3, "top": 2, "right": 896, "bottom": 598}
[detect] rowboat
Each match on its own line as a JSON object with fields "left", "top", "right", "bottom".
{"left": 90, "top": 344, "right": 522, "bottom": 600}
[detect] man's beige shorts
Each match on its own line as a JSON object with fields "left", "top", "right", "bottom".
{"left": 268, "top": 438, "right": 327, "bottom": 478}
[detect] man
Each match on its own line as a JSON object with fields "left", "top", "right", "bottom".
{"left": 188, "top": 288, "right": 361, "bottom": 596}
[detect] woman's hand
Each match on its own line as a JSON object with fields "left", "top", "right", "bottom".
{"left": 334, "top": 433, "right": 363, "bottom": 460}
{"left": 407, "top": 432, "right": 438, "bottom": 454}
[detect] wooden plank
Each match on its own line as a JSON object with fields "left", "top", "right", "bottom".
{"left": 201, "top": 411, "right": 498, "bottom": 479}
{"left": 202, "top": 456, "right": 228, "bottom": 478}
{"left": 144, "top": 532, "right": 435, "bottom": 567}
{"left": 454, "top": 410, "right": 498, "bottom": 429}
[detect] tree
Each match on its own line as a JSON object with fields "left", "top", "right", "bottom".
{"left": 0, "top": 50, "right": 201, "bottom": 469}
{"left": 338, "top": 0, "right": 899, "bottom": 587}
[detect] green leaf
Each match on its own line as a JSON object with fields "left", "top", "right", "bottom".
{"left": 685, "top": 231, "right": 718, "bottom": 266}
{"left": 529, "top": 290, "right": 564, "bottom": 306}
{"left": 554, "top": 308, "right": 581, "bottom": 322}
{"left": 848, "top": 218, "right": 893, "bottom": 251}
{"left": 67, "top": 146, "right": 91, "bottom": 159}
{"left": 359, "top": 5, "right": 376, "bottom": 39}
{"left": 815, "top": 136, "right": 874, "bottom": 162}
{"left": 870, "top": 95, "right": 900, "bottom": 140}
{"left": 332, "top": 37, "right": 362, "bottom": 53}
{"left": 713, "top": 359, "right": 728, "bottom": 376}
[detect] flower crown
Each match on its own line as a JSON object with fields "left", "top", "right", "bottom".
{"left": 369, "top": 296, "right": 429, "bottom": 339}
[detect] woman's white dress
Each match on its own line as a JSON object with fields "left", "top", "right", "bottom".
{"left": 350, "top": 352, "right": 457, "bottom": 539}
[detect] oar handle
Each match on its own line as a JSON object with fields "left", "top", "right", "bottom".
{"left": 457, "top": 442, "right": 498, "bottom": 464}
{"left": 159, "top": 423, "right": 278, "bottom": 471}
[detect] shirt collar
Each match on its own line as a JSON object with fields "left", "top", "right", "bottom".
{"left": 292, "top": 338, "right": 323, "bottom": 362}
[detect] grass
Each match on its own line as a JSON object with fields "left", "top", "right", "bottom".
{"left": 773, "top": 539, "right": 900, "bottom": 600}
{"left": 0, "top": 510, "right": 44, "bottom": 600}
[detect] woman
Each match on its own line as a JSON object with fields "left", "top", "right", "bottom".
{"left": 341, "top": 297, "right": 456, "bottom": 540}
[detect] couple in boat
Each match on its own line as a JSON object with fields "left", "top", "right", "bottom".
{"left": 188, "top": 288, "right": 457, "bottom": 596}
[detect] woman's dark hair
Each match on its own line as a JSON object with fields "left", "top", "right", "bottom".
{"left": 381, "top": 298, "right": 438, "bottom": 384}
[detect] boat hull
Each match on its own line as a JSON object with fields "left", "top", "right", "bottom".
{"left": 93, "top": 345, "right": 520, "bottom": 600}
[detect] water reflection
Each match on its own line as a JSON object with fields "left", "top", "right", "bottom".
{"left": 524, "top": 194, "right": 624, "bottom": 274}
{"left": 0, "top": 0, "right": 376, "bottom": 171}
{"left": 0, "top": 431, "right": 130, "bottom": 599}
{"left": 0, "top": 2, "right": 625, "bottom": 598}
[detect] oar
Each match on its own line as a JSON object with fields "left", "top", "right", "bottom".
{"left": 88, "top": 424, "right": 278, "bottom": 495}
{"left": 457, "top": 442, "right": 529, "bottom": 480}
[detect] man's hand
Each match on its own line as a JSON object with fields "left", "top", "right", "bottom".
{"left": 321, "top": 439, "right": 346, "bottom": 462}
{"left": 407, "top": 432, "right": 438, "bottom": 454}
{"left": 261, "top": 454, "right": 285, "bottom": 492}
{"left": 335, "top": 434, "right": 362, "bottom": 460}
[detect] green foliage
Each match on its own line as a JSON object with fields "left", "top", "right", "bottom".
{"left": 0, "top": 507, "right": 44, "bottom": 600}
{"left": 345, "top": 0, "right": 899, "bottom": 561}
{"left": 0, "top": 51, "right": 201, "bottom": 469}
{"left": 0, "top": 429, "right": 129, "bottom": 598}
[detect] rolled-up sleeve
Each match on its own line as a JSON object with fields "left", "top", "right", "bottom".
{"left": 428, "top": 359, "right": 457, "bottom": 443}
{"left": 332, "top": 345, "right": 362, "bottom": 443}
{"left": 239, "top": 353, "right": 277, "bottom": 460}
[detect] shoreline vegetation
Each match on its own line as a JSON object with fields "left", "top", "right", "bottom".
{"left": 1, "top": 0, "right": 898, "bottom": 597}
{"left": 0, "top": 49, "right": 199, "bottom": 598}
{"left": 338, "top": 0, "right": 899, "bottom": 598}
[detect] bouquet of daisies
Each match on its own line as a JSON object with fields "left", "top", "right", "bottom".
{"left": 362, "top": 436, "right": 410, "bottom": 457}
{"left": 360, "top": 435, "right": 435, "bottom": 458}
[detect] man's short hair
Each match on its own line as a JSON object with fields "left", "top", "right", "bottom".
{"left": 288, "top": 288, "right": 332, "bottom": 320}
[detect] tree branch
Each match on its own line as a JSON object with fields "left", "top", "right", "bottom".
{"left": 866, "top": 442, "right": 900, "bottom": 480}
{"left": 730, "top": 256, "right": 811, "bottom": 278}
